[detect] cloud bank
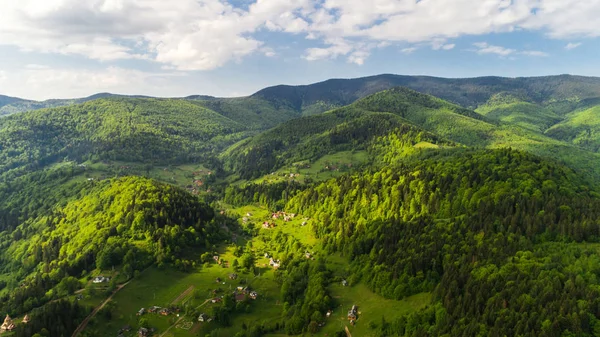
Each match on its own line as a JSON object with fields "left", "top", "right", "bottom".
{"left": 1, "top": 0, "right": 599, "bottom": 69}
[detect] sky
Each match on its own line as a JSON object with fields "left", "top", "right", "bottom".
{"left": 0, "top": 0, "right": 599, "bottom": 100}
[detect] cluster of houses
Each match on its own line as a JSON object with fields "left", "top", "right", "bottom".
{"left": 271, "top": 211, "right": 296, "bottom": 222}
{"left": 0, "top": 314, "right": 29, "bottom": 332}
{"left": 137, "top": 327, "right": 156, "bottom": 337}
{"left": 136, "top": 306, "right": 174, "bottom": 317}
{"left": 347, "top": 305, "right": 358, "bottom": 325}
{"left": 235, "top": 286, "right": 258, "bottom": 300}
{"left": 92, "top": 275, "right": 110, "bottom": 284}
{"left": 262, "top": 221, "right": 276, "bottom": 229}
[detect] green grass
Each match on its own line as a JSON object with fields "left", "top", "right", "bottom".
{"left": 413, "top": 141, "right": 439, "bottom": 149}
{"left": 249, "top": 151, "right": 369, "bottom": 185}
{"left": 476, "top": 101, "right": 562, "bottom": 132}
{"left": 545, "top": 105, "right": 600, "bottom": 152}
{"left": 84, "top": 242, "right": 283, "bottom": 337}
{"left": 319, "top": 285, "right": 431, "bottom": 337}
{"left": 79, "top": 202, "right": 435, "bottom": 337}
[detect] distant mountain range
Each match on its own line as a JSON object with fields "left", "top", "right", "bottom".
{"left": 5, "top": 74, "right": 600, "bottom": 117}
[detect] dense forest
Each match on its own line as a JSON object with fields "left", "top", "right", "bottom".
{"left": 0, "top": 176, "right": 226, "bottom": 315}
{"left": 281, "top": 148, "right": 600, "bottom": 335}
{"left": 0, "top": 98, "right": 248, "bottom": 179}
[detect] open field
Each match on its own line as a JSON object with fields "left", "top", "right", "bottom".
{"left": 80, "top": 201, "right": 432, "bottom": 337}
{"left": 247, "top": 150, "right": 370, "bottom": 185}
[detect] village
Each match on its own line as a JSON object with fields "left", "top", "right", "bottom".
{"left": 52, "top": 202, "right": 424, "bottom": 337}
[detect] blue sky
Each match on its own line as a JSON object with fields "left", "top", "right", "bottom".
{"left": 0, "top": 0, "right": 598, "bottom": 100}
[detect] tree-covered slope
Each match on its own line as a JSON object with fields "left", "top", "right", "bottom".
{"left": 354, "top": 88, "right": 600, "bottom": 185}
{"left": 222, "top": 104, "right": 453, "bottom": 180}
{"left": 476, "top": 93, "right": 563, "bottom": 132}
{"left": 225, "top": 86, "right": 600, "bottom": 185}
{"left": 545, "top": 105, "right": 600, "bottom": 152}
{"left": 0, "top": 93, "right": 154, "bottom": 117}
{"left": 0, "top": 97, "right": 249, "bottom": 179}
{"left": 191, "top": 97, "right": 300, "bottom": 130}
{"left": 283, "top": 148, "right": 600, "bottom": 336}
{"left": 0, "top": 176, "right": 222, "bottom": 315}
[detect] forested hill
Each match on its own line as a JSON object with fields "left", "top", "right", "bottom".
{"left": 0, "top": 97, "right": 250, "bottom": 180}
{"left": 0, "top": 176, "right": 224, "bottom": 316}
{"left": 0, "top": 93, "right": 150, "bottom": 117}
{"left": 281, "top": 148, "right": 600, "bottom": 335}
{"left": 252, "top": 74, "right": 600, "bottom": 113}
{"left": 223, "top": 86, "right": 600, "bottom": 185}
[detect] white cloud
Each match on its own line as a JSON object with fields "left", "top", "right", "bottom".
{"left": 431, "top": 39, "right": 456, "bottom": 51}
{"left": 471, "top": 42, "right": 549, "bottom": 58}
{"left": 401, "top": 47, "right": 418, "bottom": 54}
{"left": 472, "top": 42, "right": 516, "bottom": 56}
{"left": 348, "top": 50, "right": 370, "bottom": 65}
{"left": 565, "top": 42, "right": 582, "bottom": 50}
{"left": 521, "top": 50, "right": 549, "bottom": 57}
{"left": 261, "top": 47, "right": 277, "bottom": 57}
{"left": 0, "top": 0, "right": 598, "bottom": 69}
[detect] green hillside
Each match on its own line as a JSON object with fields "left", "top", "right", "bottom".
{"left": 476, "top": 93, "right": 563, "bottom": 132}
{"left": 282, "top": 148, "right": 600, "bottom": 336}
{"left": 0, "top": 97, "right": 248, "bottom": 179}
{"left": 0, "top": 177, "right": 223, "bottom": 316}
{"left": 222, "top": 104, "right": 453, "bottom": 180}
{"left": 226, "top": 86, "right": 600, "bottom": 185}
{"left": 545, "top": 105, "right": 600, "bottom": 152}
{"left": 5, "top": 75, "right": 600, "bottom": 337}
{"left": 192, "top": 97, "right": 300, "bottom": 130}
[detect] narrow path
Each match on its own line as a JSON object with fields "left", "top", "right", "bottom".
{"left": 194, "top": 298, "right": 211, "bottom": 310}
{"left": 345, "top": 325, "right": 352, "bottom": 337}
{"left": 71, "top": 281, "right": 130, "bottom": 337}
{"left": 158, "top": 316, "right": 185, "bottom": 337}
{"left": 171, "top": 285, "right": 195, "bottom": 305}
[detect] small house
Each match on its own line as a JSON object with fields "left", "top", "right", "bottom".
{"left": 216, "top": 277, "right": 221, "bottom": 283}
{"left": 235, "top": 293, "right": 246, "bottom": 302}
{"left": 1, "top": 315, "right": 15, "bottom": 331}
{"left": 347, "top": 305, "right": 358, "bottom": 320}
{"left": 93, "top": 276, "right": 109, "bottom": 283}
{"left": 326, "top": 310, "right": 332, "bottom": 318}
{"left": 269, "top": 258, "right": 280, "bottom": 269}
{"left": 228, "top": 273, "right": 238, "bottom": 280}
{"left": 249, "top": 291, "right": 258, "bottom": 299}
{"left": 138, "top": 327, "right": 149, "bottom": 337}
{"left": 198, "top": 313, "right": 209, "bottom": 322}
{"left": 211, "top": 297, "right": 222, "bottom": 303}
{"left": 342, "top": 280, "right": 348, "bottom": 287}
{"left": 137, "top": 308, "right": 145, "bottom": 316}
{"left": 22, "top": 314, "right": 30, "bottom": 324}
{"left": 213, "top": 256, "right": 219, "bottom": 262}
{"left": 159, "top": 308, "right": 170, "bottom": 316}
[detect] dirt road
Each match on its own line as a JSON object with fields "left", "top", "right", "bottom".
{"left": 71, "top": 282, "right": 130, "bottom": 337}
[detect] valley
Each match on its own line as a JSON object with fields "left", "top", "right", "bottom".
{"left": 4, "top": 74, "right": 600, "bottom": 337}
